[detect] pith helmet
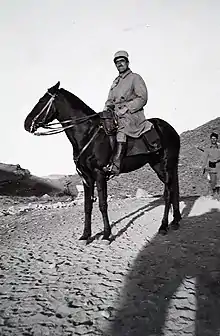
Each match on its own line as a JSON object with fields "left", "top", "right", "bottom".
{"left": 113, "top": 50, "right": 129, "bottom": 63}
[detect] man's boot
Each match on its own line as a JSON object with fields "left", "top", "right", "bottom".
{"left": 110, "top": 142, "right": 126, "bottom": 176}
{"left": 103, "top": 136, "right": 116, "bottom": 174}
{"left": 109, "top": 135, "right": 116, "bottom": 151}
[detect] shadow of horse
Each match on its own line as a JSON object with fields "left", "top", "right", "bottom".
{"left": 105, "top": 196, "right": 220, "bottom": 336}
{"left": 87, "top": 197, "right": 164, "bottom": 243}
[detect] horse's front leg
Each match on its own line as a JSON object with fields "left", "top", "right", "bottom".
{"left": 79, "top": 180, "right": 95, "bottom": 241}
{"left": 95, "top": 170, "right": 111, "bottom": 240}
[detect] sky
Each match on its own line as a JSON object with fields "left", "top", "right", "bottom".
{"left": 1, "top": 0, "right": 220, "bottom": 176}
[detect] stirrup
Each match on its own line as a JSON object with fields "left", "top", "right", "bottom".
{"left": 103, "top": 163, "right": 120, "bottom": 176}
{"left": 103, "top": 163, "right": 112, "bottom": 173}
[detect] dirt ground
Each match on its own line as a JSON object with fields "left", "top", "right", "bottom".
{"left": 0, "top": 195, "right": 220, "bottom": 336}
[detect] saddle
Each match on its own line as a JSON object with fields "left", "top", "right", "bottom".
{"left": 99, "top": 108, "right": 162, "bottom": 157}
{"left": 99, "top": 108, "right": 118, "bottom": 136}
{"left": 126, "top": 128, "right": 161, "bottom": 156}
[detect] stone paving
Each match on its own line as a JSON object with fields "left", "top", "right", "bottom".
{"left": 0, "top": 196, "right": 220, "bottom": 335}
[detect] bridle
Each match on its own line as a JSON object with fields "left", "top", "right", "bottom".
{"left": 29, "top": 90, "right": 103, "bottom": 182}
{"left": 30, "top": 91, "right": 55, "bottom": 134}
{"left": 30, "top": 91, "right": 99, "bottom": 136}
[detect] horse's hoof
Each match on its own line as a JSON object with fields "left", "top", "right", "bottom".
{"left": 79, "top": 235, "right": 90, "bottom": 240}
{"left": 100, "top": 239, "right": 111, "bottom": 246}
{"left": 170, "top": 221, "right": 180, "bottom": 230}
{"left": 78, "top": 239, "right": 88, "bottom": 246}
{"left": 101, "top": 234, "right": 112, "bottom": 245}
{"left": 79, "top": 235, "right": 91, "bottom": 244}
{"left": 158, "top": 228, "right": 168, "bottom": 235}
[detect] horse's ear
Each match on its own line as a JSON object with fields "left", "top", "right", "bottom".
{"left": 48, "top": 81, "right": 60, "bottom": 94}
{"left": 55, "top": 81, "right": 60, "bottom": 89}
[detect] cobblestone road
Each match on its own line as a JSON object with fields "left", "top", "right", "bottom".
{"left": 0, "top": 196, "right": 220, "bottom": 335}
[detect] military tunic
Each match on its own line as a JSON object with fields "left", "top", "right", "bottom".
{"left": 104, "top": 69, "right": 153, "bottom": 142}
{"left": 202, "top": 145, "right": 220, "bottom": 188}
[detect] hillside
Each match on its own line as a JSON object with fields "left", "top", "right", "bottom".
{"left": 0, "top": 163, "right": 79, "bottom": 197}
{"left": 107, "top": 117, "right": 220, "bottom": 197}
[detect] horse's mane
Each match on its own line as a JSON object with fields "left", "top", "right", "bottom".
{"left": 60, "top": 88, "right": 95, "bottom": 116}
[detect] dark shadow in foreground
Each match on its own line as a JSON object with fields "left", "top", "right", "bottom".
{"left": 105, "top": 196, "right": 220, "bottom": 336}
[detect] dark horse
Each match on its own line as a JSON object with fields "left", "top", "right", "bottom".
{"left": 24, "top": 82, "right": 182, "bottom": 241}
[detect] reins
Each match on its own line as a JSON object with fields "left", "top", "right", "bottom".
{"left": 74, "top": 125, "right": 103, "bottom": 165}
{"left": 34, "top": 112, "right": 99, "bottom": 136}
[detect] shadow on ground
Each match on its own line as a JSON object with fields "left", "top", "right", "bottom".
{"left": 106, "top": 196, "right": 220, "bottom": 336}
{"left": 88, "top": 197, "right": 165, "bottom": 243}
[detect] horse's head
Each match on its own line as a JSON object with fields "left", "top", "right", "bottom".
{"left": 24, "top": 81, "right": 60, "bottom": 133}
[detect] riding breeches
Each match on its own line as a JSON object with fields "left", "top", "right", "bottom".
{"left": 116, "top": 131, "right": 127, "bottom": 143}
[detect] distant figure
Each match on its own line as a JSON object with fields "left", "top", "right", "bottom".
{"left": 202, "top": 132, "right": 220, "bottom": 196}
{"left": 103, "top": 50, "right": 160, "bottom": 176}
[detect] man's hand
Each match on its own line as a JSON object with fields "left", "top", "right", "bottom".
{"left": 117, "top": 105, "right": 128, "bottom": 116}
{"left": 106, "top": 104, "right": 115, "bottom": 112}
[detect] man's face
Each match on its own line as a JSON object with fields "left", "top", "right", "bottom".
{"left": 211, "top": 136, "right": 218, "bottom": 145}
{"left": 115, "top": 57, "right": 129, "bottom": 74}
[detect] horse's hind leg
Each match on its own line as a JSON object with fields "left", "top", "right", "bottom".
{"left": 95, "top": 170, "right": 111, "bottom": 240}
{"left": 79, "top": 179, "right": 95, "bottom": 241}
{"left": 159, "top": 177, "right": 172, "bottom": 234}
{"left": 170, "top": 166, "right": 182, "bottom": 230}
{"left": 149, "top": 158, "right": 172, "bottom": 234}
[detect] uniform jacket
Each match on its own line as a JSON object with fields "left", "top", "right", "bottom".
{"left": 104, "top": 69, "right": 152, "bottom": 138}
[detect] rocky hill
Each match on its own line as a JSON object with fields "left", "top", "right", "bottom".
{"left": 107, "top": 117, "right": 220, "bottom": 197}
{"left": 0, "top": 163, "right": 79, "bottom": 197}
{"left": 0, "top": 117, "right": 219, "bottom": 198}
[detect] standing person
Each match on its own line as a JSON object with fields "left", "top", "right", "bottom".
{"left": 103, "top": 50, "right": 161, "bottom": 176}
{"left": 202, "top": 132, "right": 220, "bottom": 196}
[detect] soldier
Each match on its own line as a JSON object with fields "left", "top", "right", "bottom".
{"left": 103, "top": 50, "right": 160, "bottom": 176}
{"left": 202, "top": 132, "right": 220, "bottom": 196}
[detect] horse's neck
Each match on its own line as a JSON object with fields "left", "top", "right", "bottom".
{"left": 57, "top": 92, "right": 95, "bottom": 123}
{"left": 58, "top": 112, "right": 94, "bottom": 157}
{"left": 59, "top": 88, "right": 94, "bottom": 119}
{"left": 56, "top": 91, "right": 97, "bottom": 156}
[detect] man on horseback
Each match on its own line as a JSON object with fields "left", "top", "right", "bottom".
{"left": 103, "top": 50, "right": 161, "bottom": 176}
